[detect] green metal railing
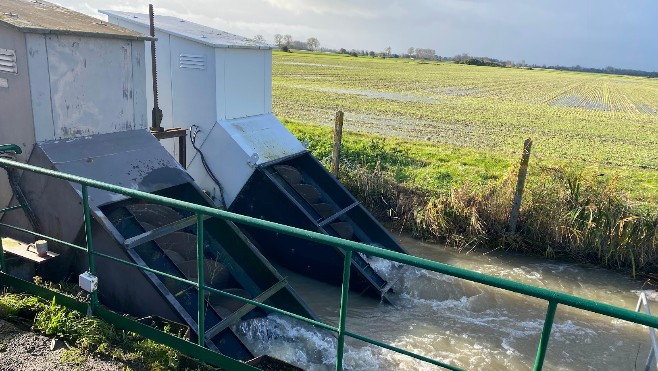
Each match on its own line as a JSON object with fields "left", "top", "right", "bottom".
{"left": 1, "top": 151, "right": 658, "bottom": 371}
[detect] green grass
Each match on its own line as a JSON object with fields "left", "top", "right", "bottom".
{"left": 273, "top": 51, "right": 658, "bottom": 203}
{"left": 284, "top": 119, "right": 510, "bottom": 193}
{"left": 275, "top": 52, "right": 658, "bottom": 275}
{"left": 283, "top": 119, "right": 658, "bottom": 277}
{"left": 0, "top": 285, "right": 212, "bottom": 370}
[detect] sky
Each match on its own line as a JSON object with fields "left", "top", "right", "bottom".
{"left": 56, "top": 0, "right": 656, "bottom": 71}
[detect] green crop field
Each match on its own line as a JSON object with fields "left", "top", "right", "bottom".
{"left": 272, "top": 51, "right": 658, "bottom": 203}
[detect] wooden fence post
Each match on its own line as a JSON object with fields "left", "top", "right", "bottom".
{"left": 332, "top": 111, "right": 344, "bottom": 177}
{"left": 508, "top": 138, "right": 532, "bottom": 234}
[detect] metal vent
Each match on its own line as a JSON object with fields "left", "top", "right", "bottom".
{"left": 179, "top": 54, "right": 205, "bottom": 70}
{"left": 0, "top": 49, "right": 17, "bottom": 74}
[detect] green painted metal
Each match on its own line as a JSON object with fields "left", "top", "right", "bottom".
{"left": 0, "top": 272, "right": 258, "bottom": 371}
{"left": 345, "top": 330, "right": 465, "bottom": 371}
{"left": 196, "top": 212, "right": 205, "bottom": 347}
{"left": 203, "top": 283, "right": 338, "bottom": 333}
{"left": 95, "top": 305, "right": 258, "bottom": 371}
{"left": 81, "top": 185, "right": 98, "bottom": 312}
{"left": 94, "top": 250, "right": 198, "bottom": 286}
{"left": 0, "top": 233, "right": 5, "bottom": 273}
{"left": 0, "top": 144, "right": 22, "bottom": 154}
{"left": 336, "top": 250, "right": 352, "bottom": 371}
{"left": 0, "top": 222, "right": 85, "bottom": 251}
{"left": 0, "top": 271, "right": 88, "bottom": 313}
{"left": 2, "top": 156, "right": 655, "bottom": 329}
{"left": 0, "top": 204, "right": 29, "bottom": 274}
{"left": 2, "top": 156, "right": 658, "bottom": 371}
{"left": 534, "top": 301, "right": 558, "bottom": 371}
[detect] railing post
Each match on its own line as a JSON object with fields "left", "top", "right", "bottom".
{"left": 533, "top": 300, "right": 558, "bottom": 371}
{"left": 508, "top": 138, "right": 532, "bottom": 234}
{"left": 0, "top": 232, "right": 6, "bottom": 273}
{"left": 635, "top": 291, "right": 658, "bottom": 371}
{"left": 331, "top": 110, "right": 344, "bottom": 177}
{"left": 336, "top": 250, "right": 352, "bottom": 371}
{"left": 196, "top": 212, "right": 205, "bottom": 347}
{"left": 81, "top": 185, "right": 98, "bottom": 313}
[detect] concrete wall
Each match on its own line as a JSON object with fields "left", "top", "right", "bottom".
{"left": 0, "top": 24, "right": 36, "bottom": 212}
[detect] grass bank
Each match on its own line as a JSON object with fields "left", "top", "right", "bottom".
{"left": 0, "top": 281, "right": 214, "bottom": 370}
{"left": 285, "top": 120, "right": 658, "bottom": 278}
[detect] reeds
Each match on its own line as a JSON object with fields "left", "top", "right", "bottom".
{"left": 341, "top": 161, "right": 658, "bottom": 277}
{"left": 286, "top": 120, "right": 657, "bottom": 277}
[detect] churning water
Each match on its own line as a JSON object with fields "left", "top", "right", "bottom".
{"left": 236, "top": 235, "right": 657, "bottom": 370}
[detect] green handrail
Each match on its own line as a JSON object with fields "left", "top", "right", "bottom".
{"left": 196, "top": 212, "right": 205, "bottom": 347}
{"left": 82, "top": 185, "right": 98, "bottom": 313}
{"left": 0, "top": 144, "right": 22, "bottom": 154}
{"left": 336, "top": 250, "right": 352, "bottom": 371}
{"left": 0, "top": 155, "right": 657, "bottom": 371}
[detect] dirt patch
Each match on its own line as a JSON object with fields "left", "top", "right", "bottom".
{"left": 0, "top": 319, "right": 128, "bottom": 371}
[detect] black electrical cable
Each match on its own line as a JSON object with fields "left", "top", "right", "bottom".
{"left": 189, "top": 125, "right": 227, "bottom": 208}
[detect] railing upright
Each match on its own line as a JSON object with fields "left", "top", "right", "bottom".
{"left": 81, "top": 185, "right": 98, "bottom": 313}
{"left": 0, "top": 233, "right": 5, "bottom": 273}
{"left": 3, "top": 156, "right": 658, "bottom": 371}
{"left": 196, "top": 212, "right": 205, "bottom": 347}
{"left": 636, "top": 291, "right": 658, "bottom": 371}
{"left": 533, "top": 300, "right": 558, "bottom": 371}
{"left": 335, "top": 250, "right": 353, "bottom": 370}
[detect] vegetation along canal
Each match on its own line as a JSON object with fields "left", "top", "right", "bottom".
{"left": 236, "top": 235, "right": 657, "bottom": 370}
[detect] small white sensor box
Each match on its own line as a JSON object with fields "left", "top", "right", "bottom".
{"left": 79, "top": 271, "right": 98, "bottom": 292}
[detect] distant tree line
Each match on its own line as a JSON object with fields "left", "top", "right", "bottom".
{"left": 541, "top": 65, "right": 658, "bottom": 78}
{"left": 443, "top": 53, "right": 657, "bottom": 77}
{"left": 269, "top": 33, "right": 320, "bottom": 52}
{"left": 262, "top": 34, "right": 656, "bottom": 78}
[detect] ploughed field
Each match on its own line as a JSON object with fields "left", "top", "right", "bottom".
{"left": 272, "top": 51, "right": 658, "bottom": 202}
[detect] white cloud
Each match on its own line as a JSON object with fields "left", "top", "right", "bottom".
{"left": 265, "top": 0, "right": 381, "bottom": 19}
{"left": 42, "top": 0, "right": 658, "bottom": 70}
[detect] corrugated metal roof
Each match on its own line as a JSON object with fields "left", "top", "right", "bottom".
{"left": 0, "top": 0, "right": 151, "bottom": 41}
{"left": 101, "top": 10, "right": 273, "bottom": 50}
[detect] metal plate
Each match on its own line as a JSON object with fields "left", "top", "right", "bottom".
{"left": 0, "top": 0, "right": 150, "bottom": 40}
{"left": 37, "top": 129, "right": 192, "bottom": 208}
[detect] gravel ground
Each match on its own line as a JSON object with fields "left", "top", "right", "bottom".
{"left": 0, "top": 319, "right": 129, "bottom": 371}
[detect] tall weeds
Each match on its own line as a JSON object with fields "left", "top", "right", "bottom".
{"left": 288, "top": 120, "right": 658, "bottom": 277}
{"left": 340, "top": 161, "right": 658, "bottom": 277}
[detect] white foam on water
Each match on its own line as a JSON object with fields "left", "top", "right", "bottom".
{"left": 363, "top": 255, "right": 616, "bottom": 365}
{"left": 238, "top": 252, "right": 651, "bottom": 370}
{"left": 237, "top": 314, "right": 339, "bottom": 370}
{"left": 238, "top": 314, "right": 431, "bottom": 370}
{"left": 501, "top": 337, "right": 521, "bottom": 356}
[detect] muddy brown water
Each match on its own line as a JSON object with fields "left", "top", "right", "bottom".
{"left": 236, "top": 235, "right": 657, "bottom": 370}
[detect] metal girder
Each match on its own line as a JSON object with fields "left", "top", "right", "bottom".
{"left": 124, "top": 214, "right": 209, "bottom": 249}
{"left": 205, "top": 278, "right": 288, "bottom": 339}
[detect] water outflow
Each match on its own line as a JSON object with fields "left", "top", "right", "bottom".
{"left": 237, "top": 235, "right": 658, "bottom": 370}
